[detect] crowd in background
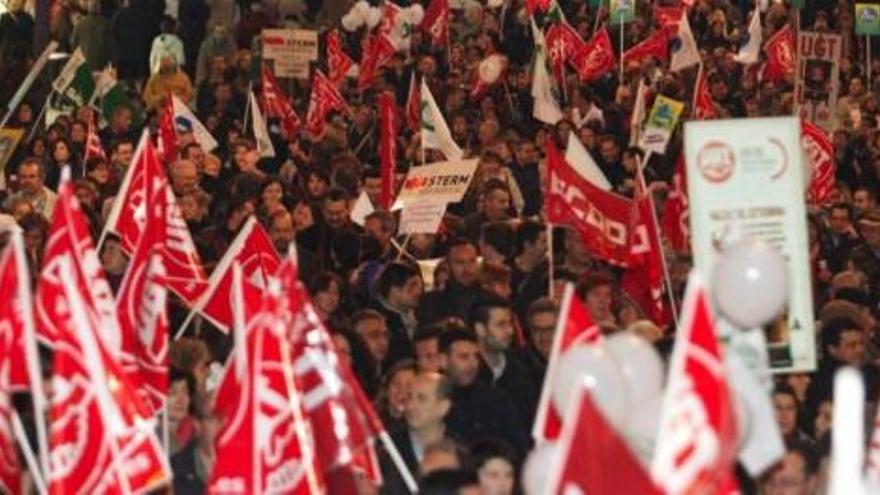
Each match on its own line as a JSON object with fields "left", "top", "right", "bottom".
{"left": 0, "top": 0, "right": 879, "bottom": 493}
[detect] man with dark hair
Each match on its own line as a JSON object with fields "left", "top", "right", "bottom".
{"left": 576, "top": 271, "right": 616, "bottom": 325}
{"left": 297, "top": 187, "right": 362, "bottom": 275}
{"left": 772, "top": 384, "right": 814, "bottom": 447}
{"left": 821, "top": 202, "right": 862, "bottom": 273}
{"left": 372, "top": 261, "right": 424, "bottom": 367}
{"left": 438, "top": 329, "right": 529, "bottom": 456}
{"left": 512, "top": 220, "right": 549, "bottom": 313}
{"left": 471, "top": 296, "right": 538, "bottom": 426}
{"left": 417, "top": 238, "right": 493, "bottom": 326}
{"left": 515, "top": 297, "right": 558, "bottom": 386}
{"left": 463, "top": 180, "right": 512, "bottom": 243}
{"left": 478, "top": 221, "right": 514, "bottom": 264}
{"left": 414, "top": 326, "right": 444, "bottom": 373}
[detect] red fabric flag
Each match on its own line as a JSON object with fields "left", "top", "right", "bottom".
{"left": 802, "top": 119, "right": 837, "bottom": 206}
{"left": 574, "top": 29, "right": 616, "bottom": 82}
{"left": 115, "top": 172, "right": 169, "bottom": 417}
{"left": 327, "top": 29, "right": 354, "bottom": 87}
{"left": 84, "top": 110, "right": 106, "bottom": 163}
{"left": 158, "top": 96, "right": 178, "bottom": 163}
{"left": 650, "top": 272, "right": 739, "bottom": 494}
{"left": 762, "top": 25, "right": 796, "bottom": 83}
{"left": 420, "top": 0, "right": 450, "bottom": 46}
{"left": 661, "top": 154, "right": 690, "bottom": 253}
{"left": 621, "top": 175, "right": 669, "bottom": 326}
{"left": 358, "top": 33, "right": 397, "bottom": 92}
{"left": 622, "top": 29, "right": 670, "bottom": 66}
{"left": 405, "top": 72, "right": 421, "bottom": 132}
{"left": 36, "top": 168, "right": 122, "bottom": 349}
{"left": 378, "top": 92, "right": 397, "bottom": 210}
{"left": 549, "top": 386, "right": 662, "bottom": 494}
{"left": 546, "top": 139, "right": 633, "bottom": 266}
{"left": 50, "top": 256, "right": 170, "bottom": 494}
{"left": 693, "top": 65, "right": 717, "bottom": 120}
{"left": 545, "top": 21, "right": 585, "bottom": 81}
{"left": 0, "top": 353, "right": 21, "bottom": 494}
{"left": 193, "top": 216, "right": 281, "bottom": 332}
{"left": 103, "top": 133, "right": 208, "bottom": 305}
{"left": 532, "top": 285, "right": 602, "bottom": 442}
{"left": 470, "top": 53, "right": 508, "bottom": 101}
{"left": 261, "top": 64, "right": 302, "bottom": 137}
{"left": 654, "top": 6, "right": 684, "bottom": 33}
{"left": 525, "top": 0, "right": 551, "bottom": 15}
{"left": 209, "top": 265, "right": 324, "bottom": 494}
{"left": 307, "top": 70, "right": 350, "bottom": 138}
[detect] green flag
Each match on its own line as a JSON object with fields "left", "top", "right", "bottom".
{"left": 857, "top": 3, "right": 880, "bottom": 36}
{"left": 609, "top": 0, "right": 635, "bottom": 25}
{"left": 52, "top": 48, "right": 94, "bottom": 107}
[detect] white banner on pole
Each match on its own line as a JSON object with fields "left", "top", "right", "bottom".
{"left": 685, "top": 116, "right": 816, "bottom": 373}
{"left": 391, "top": 159, "right": 479, "bottom": 210}
{"left": 262, "top": 29, "right": 318, "bottom": 79}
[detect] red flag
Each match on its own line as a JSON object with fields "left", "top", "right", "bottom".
{"left": 622, "top": 30, "right": 669, "bottom": 66}
{"left": 470, "top": 53, "right": 508, "bottom": 100}
{"left": 192, "top": 216, "right": 281, "bottom": 332}
{"left": 532, "top": 284, "right": 602, "bottom": 442}
{"left": 102, "top": 133, "right": 208, "bottom": 304}
{"left": 654, "top": 6, "right": 684, "bottom": 33}
{"left": 209, "top": 265, "right": 324, "bottom": 494}
{"left": 661, "top": 154, "right": 690, "bottom": 253}
{"left": 405, "top": 73, "right": 421, "bottom": 132}
{"left": 115, "top": 171, "right": 169, "bottom": 417}
{"left": 327, "top": 29, "right": 354, "bottom": 86}
{"left": 549, "top": 386, "right": 662, "bottom": 494}
{"left": 306, "top": 70, "right": 350, "bottom": 138}
{"left": 37, "top": 168, "right": 122, "bottom": 349}
{"left": 545, "top": 21, "right": 585, "bottom": 81}
{"left": 621, "top": 174, "right": 669, "bottom": 326}
{"left": 574, "top": 29, "right": 616, "bottom": 82}
{"left": 525, "top": 0, "right": 551, "bottom": 15}
{"left": 420, "top": 0, "right": 450, "bottom": 46}
{"left": 802, "top": 119, "right": 837, "bottom": 206}
{"left": 158, "top": 95, "right": 178, "bottom": 163}
{"left": 358, "top": 33, "right": 397, "bottom": 92}
{"left": 546, "top": 139, "right": 633, "bottom": 266}
{"left": 50, "top": 255, "right": 170, "bottom": 494}
{"left": 84, "top": 110, "right": 106, "bottom": 163}
{"left": 262, "top": 64, "right": 302, "bottom": 137}
{"left": 762, "top": 25, "right": 796, "bottom": 83}
{"left": 378, "top": 92, "right": 397, "bottom": 210}
{"left": 0, "top": 350, "right": 22, "bottom": 494}
{"left": 693, "top": 65, "right": 717, "bottom": 120}
{"left": 650, "top": 272, "right": 739, "bottom": 494}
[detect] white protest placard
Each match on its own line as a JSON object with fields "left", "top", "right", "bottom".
{"left": 350, "top": 190, "right": 375, "bottom": 226}
{"left": 262, "top": 29, "right": 319, "bottom": 79}
{"left": 796, "top": 32, "right": 841, "bottom": 131}
{"left": 399, "top": 200, "right": 447, "bottom": 234}
{"left": 685, "top": 116, "right": 816, "bottom": 373}
{"left": 392, "top": 159, "right": 479, "bottom": 210}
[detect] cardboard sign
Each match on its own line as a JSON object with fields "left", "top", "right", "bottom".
{"left": 857, "top": 4, "right": 880, "bottom": 36}
{"left": 639, "top": 95, "right": 684, "bottom": 154}
{"left": 685, "top": 117, "right": 816, "bottom": 373}
{"left": 392, "top": 159, "right": 478, "bottom": 209}
{"left": 0, "top": 127, "right": 24, "bottom": 186}
{"left": 796, "top": 32, "right": 841, "bottom": 131}
{"left": 262, "top": 29, "right": 318, "bottom": 79}
{"left": 399, "top": 200, "right": 447, "bottom": 234}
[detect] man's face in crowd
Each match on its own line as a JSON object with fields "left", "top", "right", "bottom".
{"left": 483, "top": 189, "right": 510, "bottom": 221}
{"left": 415, "top": 337, "right": 442, "bottom": 373}
{"left": 270, "top": 211, "right": 296, "bottom": 250}
{"left": 529, "top": 310, "right": 557, "bottom": 359}
{"left": 363, "top": 176, "right": 382, "bottom": 205}
{"left": 170, "top": 160, "right": 199, "bottom": 195}
{"left": 391, "top": 274, "right": 424, "bottom": 310}
{"left": 442, "top": 340, "right": 480, "bottom": 386}
{"left": 859, "top": 222, "right": 880, "bottom": 250}
{"left": 365, "top": 216, "right": 391, "bottom": 245}
{"left": 515, "top": 141, "right": 538, "bottom": 165}
{"left": 585, "top": 284, "right": 613, "bottom": 323}
{"left": 185, "top": 145, "right": 206, "bottom": 169}
{"left": 324, "top": 199, "right": 348, "bottom": 230}
{"left": 476, "top": 307, "right": 514, "bottom": 354}
{"left": 18, "top": 163, "right": 43, "bottom": 195}
{"left": 356, "top": 317, "right": 390, "bottom": 364}
{"left": 829, "top": 328, "right": 866, "bottom": 366}
{"left": 828, "top": 207, "right": 851, "bottom": 234}
{"left": 113, "top": 142, "right": 135, "bottom": 169}
{"left": 448, "top": 243, "right": 478, "bottom": 287}
{"left": 854, "top": 190, "right": 874, "bottom": 213}
{"left": 850, "top": 77, "right": 865, "bottom": 97}
{"left": 599, "top": 139, "right": 619, "bottom": 164}
{"left": 762, "top": 451, "right": 812, "bottom": 495}
{"left": 772, "top": 392, "right": 798, "bottom": 436}
{"left": 405, "top": 373, "right": 450, "bottom": 430}
{"left": 111, "top": 107, "right": 132, "bottom": 131}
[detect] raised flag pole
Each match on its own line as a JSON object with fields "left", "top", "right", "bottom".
{"left": 0, "top": 41, "right": 59, "bottom": 132}
{"left": 243, "top": 81, "right": 253, "bottom": 136}
{"left": 379, "top": 431, "right": 419, "bottom": 493}
{"left": 27, "top": 91, "right": 53, "bottom": 143}
{"left": 12, "top": 413, "right": 47, "bottom": 495}
{"left": 619, "top": 21, "right": 625, "bottom": 83}
{"left": 547, "top": 222, "right": 554, "bottom": 296}
{"left": 640, "top": 151, "right": 679, "bottom": 324}
{"left": 691, "top": 63, "right": 703, "bottom": 115}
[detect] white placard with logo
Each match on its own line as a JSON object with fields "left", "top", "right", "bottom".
{"left": 392, "top": 159, "right": 479, "bottom": 210}
{"left": 796, "top": 32, "right": 841, "bottom": 131}
{"left": 262, "top": 29, "right": 318, "bottom": 79}
{"left": 685, "top": 116, "right": 816, "bottom": 373}
{"left": 399, "top": 200, "right": 447, "bottom": 235}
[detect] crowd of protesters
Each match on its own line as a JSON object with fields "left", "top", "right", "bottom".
{"left": 1, "top": 0, "right": 879, "bottom": 493}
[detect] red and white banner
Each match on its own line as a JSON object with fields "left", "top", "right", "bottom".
{"left": 654, "top": 6, "right": 684, "bottom": 33}
{"left": 762, "top": 25, "right": 796, "bottom": 83}
{"left": 532, "top": 284, "right": 601, "bottom": 442}
{"left": 802, "top": 119, "right": 836, "bottom": 206}
{"left": 420, "top": 0, "right": 449, "bottom": 46}
{"left": 307, "top": 70, "right": 350, "bottom": 137}
{"left": 545, "top": 21, "right": 585, "bottom": 81}
{"left": 84, "top": 110, "right": 106, "bottom": 163}
{"left": 327, "top": 29, "right": 354, "bottom": 86}
{"left": 546, "top": 139, "right": 633, "bottom": 266}
{"left": 378, "top": 92, "right": 397, "bottom": 210}
{"left": 358, "top": 33, "right": 397, "bottom": 92}
{"left": 622, "top": 177, "right": 669, "bottom": 326}
{"left": 661, "top": 154, "right": 690, "bottom": 253}
{"left": 262, "top": 64, "right": 302, "bottom": 137}
{"left": 693, "top": 65, "right": 717, "bottom": 120}
{"left": 651, "top": 272, "right": 739, "bottom": 494}
{"left": 158, "top": 96, "right": 178, "bottom": 163}
{"left": 574, "top": 29, "right": 616, "bottom": 82}
{"left": 405, "top": 72, "right": 421, "bottom": 132}
{"left": 622, "top": 29, "right": 669, "bottom": 66}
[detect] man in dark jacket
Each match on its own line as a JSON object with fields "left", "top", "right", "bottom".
{"left": 514, "top": 297, "right": 558, "bottom": 389}
{"left": 416, "top": 238, "right": 494, "bottom": 326}
{"left": 371, "top": 261, "right": 424, "bottom": 368}
{"left": 296, "top": 187, "right": 362, "bottom": 276}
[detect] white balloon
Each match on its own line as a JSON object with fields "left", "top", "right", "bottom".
{"left": 522, "top": 442, "right": 559, "bottom": 495}
{"left": 605, "top": 331, "right": 664, "bottom": 406}
{"left": 551, "top": 344, "right": 631, "bottom": 430}
{"left": 712, "top": 241, "right": 788, "bottom": 329}
{"left": 623, "top": 394, "right": 662, "bottom": 467}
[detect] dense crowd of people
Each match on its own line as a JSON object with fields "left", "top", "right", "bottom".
{"left": 0, "top": 0, "right": 879, "bottom": 493}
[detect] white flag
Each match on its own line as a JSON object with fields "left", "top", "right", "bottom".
{"left": 531, "top": 19, "right": 563, "bottom": 125}
{"left": 733, "top": 9, "right": 762, "bottom": 65}
{"left": 670, "top": 15, "right": 701, "bottom": 72}
{"left": 564, "top": 132, "right": 612, "bottom": 191}
{"left": 350, "top": 190, "right": 375, "bottom": 226}
{"left": 172, "top": 95, "right": 218, "bottom": 152}
{"left": 421, "top": 79, "right": 464, "bottom": 160}
{"left": 249, "top": 91, "right": 275, "bottom": 158}
{"left": 629, "top": 79, "right": 648, "bottom": 147}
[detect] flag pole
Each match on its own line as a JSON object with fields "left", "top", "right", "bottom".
{"left": 243, "top": 81, "right": 253, "bottom": 136}
{"left": 691, "top": 63, "right": 703, "bottom": 116}
{"left": 378, "top": 431, "right": 419, "bottom": 493}
{"left": 869, "top": 35, "right": 873, "bottom": 91}
{"left": 27, "top": 91, "right": 53, "bottom": 143}
{"left": 619, "top": 20, "right": 625, "bottom": 83}
{"left": 547, "top": 222, "right": 554, "bottom": 297}
{"left": 13, "top": 413, "right": 47, "bottom": 495}
{"left": 794, "top": 10, "right": 801, "bottom": 115}
{"left": 640, "top": 150, "right": 679, "bottom": 324}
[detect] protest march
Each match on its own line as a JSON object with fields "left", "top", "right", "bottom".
{"left": 2, "top": 0, "right": 880, "bottom": 493}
